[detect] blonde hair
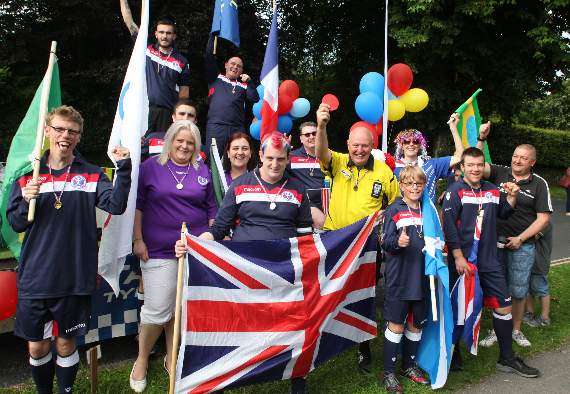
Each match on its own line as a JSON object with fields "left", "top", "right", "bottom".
{"left": 46, "top": 105, "right": 84, "bottom": 133}
{"left": 158, "top": 120, "right": 202, "bottom": 169}
{"left": 398, "top": 165, "right": 426, "bottom": 184}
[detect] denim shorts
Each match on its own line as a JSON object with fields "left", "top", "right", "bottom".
{"left": 530, "top": 273, "right": 550, "bottom": 297}
{"left": 498, "top": 242, "right": 535, "bottom": 299}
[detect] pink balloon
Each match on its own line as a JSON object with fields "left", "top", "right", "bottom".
{"left": 387, "top": 63, "right": 413, "bottom": 96}
{"left": 0, "top": 271, "right": 17, "bottom": 321}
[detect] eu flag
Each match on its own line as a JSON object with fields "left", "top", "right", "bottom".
{"left": 211, "top": 0, "right": 240, "bottom": 47}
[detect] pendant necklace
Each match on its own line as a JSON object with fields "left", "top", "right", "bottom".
{"left": 469, "top": 185, "right": 484, "bottom": 217}
{"left": 351, "top": 168, "right": 368, "bottom": 191}
{"left": 253, "top": 170, "right": 288, "bottom": 210}
{"left": 166, "top": 160, "right": 191, "bottom": 190}
{"left": 157, "top": 48, "right": 173, "bottom": 74}
{"left": 48, "top": 162, "right": 72, "bottom": 210}
{"left": 403, "top": 199, "right": 423, "bottom": 238}
{"left": 306, "top": 150, "right": 316, "bottom": 177}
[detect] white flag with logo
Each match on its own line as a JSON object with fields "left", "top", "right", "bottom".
{"left": 98, "top": 0, "right": 149, "bottom": 295}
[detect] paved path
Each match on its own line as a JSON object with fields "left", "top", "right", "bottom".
{"left": 454, "top": 344, "right": 570, "bottom": 394}
{"left": 550, "top": 199, "right": 570, "bottom": 261}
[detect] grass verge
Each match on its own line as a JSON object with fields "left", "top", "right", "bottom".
{"left": 3, "top": 264, "right": 570, "bottom": 394}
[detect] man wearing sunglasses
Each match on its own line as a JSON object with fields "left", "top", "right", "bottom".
{"left": 287, "top": 121, "right": 326, "bottom": 229}
{"left": 393, "top": 114, "right": 464, "bottom": 203}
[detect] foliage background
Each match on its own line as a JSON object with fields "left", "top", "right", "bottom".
{"left": 1, "top": 0, "right": 569, "bottom": 168}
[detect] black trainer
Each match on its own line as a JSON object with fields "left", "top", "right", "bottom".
{"left": 496, "top": 356, "right": 540, "bottom": 378}
{"left": 450, "top": 346, "right": 464, "bottom": 371}
{"left": 357, "top": 350, "right": 372, "bottom": 374}
{"left": 290, "top": 377, "right": 307, "bottom": 394}
{"left": 382, "top": 372, "right": 403, "bottom": 394}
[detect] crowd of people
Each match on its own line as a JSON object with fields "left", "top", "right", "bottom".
{"left": 5, "top": 16, "right": 559, "bottom": 394}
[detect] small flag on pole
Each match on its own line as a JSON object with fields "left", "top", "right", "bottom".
{"left": 211, "top": 0, "right": 240, "bottom": 47}
{"left": 259, "top": 7, "right": 279, "bottom": 141}
{"left": 454, "top": 89, "right": 491, "bottom": 162}
{"left": 210, "top": 138, "right": 229, "bottom": 206}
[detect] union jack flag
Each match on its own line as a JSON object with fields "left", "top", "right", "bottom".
{"left": 174, "top": 214, "right": 379, "bottom": 393}
{"left": 451, "top": 210, "right": 484, "bottom": 355}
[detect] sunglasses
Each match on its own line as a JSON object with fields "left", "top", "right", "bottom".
{"left": 301, "top": 131, "right": 317, "bottom": 137}
{"left": 401, "top": 138, "right": 420, "bottom": 145}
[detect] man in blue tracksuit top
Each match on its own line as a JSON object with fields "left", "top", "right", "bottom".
{"left": 204, "top": 36, "right": 259, "bottom": 160}
{"left": 442, "top": 147, "right": 539, "bottom": 379}
{"left": 7, "top": 106, "right": 131, "bottom": 393}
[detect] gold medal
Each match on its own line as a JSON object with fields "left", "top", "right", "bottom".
{"left": 54, "top": 200, "right": 62, "bottom": 209}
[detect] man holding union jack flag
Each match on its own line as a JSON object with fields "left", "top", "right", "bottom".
{"left": 442, "top": 147, "right": 540, "bottom": 378}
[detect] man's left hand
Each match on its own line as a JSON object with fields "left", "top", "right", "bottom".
{"left": 502, "top": 181, "right": 520, "bottom": 197}
{"left": 111, "top": 146, "right": 130, "bottom": 161}
{"left": 240, "top": 74, "right": 251, "bottom": 83}
{"left": 506, "top": 236, "right": 523, "bottom": 250}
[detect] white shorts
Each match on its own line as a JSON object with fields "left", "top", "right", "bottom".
{"left": 139, "top": 258, "right": 177, "bottom": 325}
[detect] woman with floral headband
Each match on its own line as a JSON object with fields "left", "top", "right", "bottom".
{"left": 393, "top": 114, "right": 464, "bottom": 202}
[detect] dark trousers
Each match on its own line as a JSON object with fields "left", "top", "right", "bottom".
{"left": 205, "top": 123, "right": 240, "bottom": 163}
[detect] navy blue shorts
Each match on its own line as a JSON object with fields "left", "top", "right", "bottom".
{"left": 383, "top": 298, "right": 428, "bottom": 328}
{"left": 14, "top": 296, "right": 91, "bottom": 341}
{"left": 479, "top": 269, "right": 512, "bottom": 308}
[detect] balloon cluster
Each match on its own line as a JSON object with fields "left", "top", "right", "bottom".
{"left": 250, "top": 80, "right": 311, "bottom": 140}
{"left": 353, "top": 64, "right": 430, "bottom": 145}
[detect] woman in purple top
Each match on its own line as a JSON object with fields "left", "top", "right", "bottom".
{"left": 130, "top": 120, "right": 217, "bottom": 391}
{"left": 222, "top": 131, "right": 257, "bottom": 186}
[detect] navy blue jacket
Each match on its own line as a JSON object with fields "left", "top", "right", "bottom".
{"left": 7, "top": 152, "right": 131, "bottom": 298}
{"left": 442, "top": 179, "right": 513, "bottom": 272}
{"left": 210, "top": 169, "right": 312, "bottom": 241}
{"left": 287, "top": 146, "right": 325, "bottom": 209}
{"left": 382, "top": 198, "right": 427, "bottom": 300}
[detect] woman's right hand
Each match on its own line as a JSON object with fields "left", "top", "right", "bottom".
{"left": 133, "top": 239, "right": 149, "bottom": 262}
{"left": 175, "top": 239, "right": 188, "bottom": 258}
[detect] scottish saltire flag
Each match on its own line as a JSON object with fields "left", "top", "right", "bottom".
{"left": 210, "top": 138, "right": 229, "bottom": 207}
{"left": 0, "top": 59, "right": 61, "bottom": 259}
{"left": 450, "top": 211, "right": 484, "bottom": 355}
{"left": 259, "top": 7, "right": 279, "bottom": 141}
{"left": 417, "top": 192, "right": 453, "bottom": 389}
{"left": 454, "top": 89, "right": 491, "bottom": 163}
{"left": 174, "top": 215, "right": 379, "bottom": 393}
{"left": 211, "top": 0, "right": 240, "bottom": 47}
{"left": 98, "top": 0, "right": 149, "bottom": 295}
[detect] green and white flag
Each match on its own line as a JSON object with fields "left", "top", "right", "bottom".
{"left": 0, "top": 62, "right": 61, "bottom": 259}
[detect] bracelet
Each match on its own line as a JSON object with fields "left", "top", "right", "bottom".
{"left": 133, "top": 238, "right": 143, "bottom": 243}
{"left": 477, "top": 137, "right": 486, "bottom": 142}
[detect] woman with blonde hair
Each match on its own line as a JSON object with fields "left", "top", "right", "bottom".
{"left": 130, "top": 120, "right": 217, "bottom": 392}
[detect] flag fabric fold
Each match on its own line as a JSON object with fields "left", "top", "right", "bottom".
{"left": 98, "top": 0, "right": 149, "bottom": 296}
{"left": 450, "top": 209, "right": 484, "bottom": 355}
{"left": 454, "top": 89, "right": 491, "bottom": 162}
{"left": 174, "top": 214, "right": 379, "bottom": 393}
{"left": 0, "top": 61, "right": 62, "bottom": 259}
{"left": 210, "top": 138, "right": 229, "bottom": 207}
{"left": 210, "top": 0, "right": 240, "bottom": 47}
{"left": 417, "top": 192, "right": 453, "bottom": 389}
{"left": 259, "top": 7, "right": 279, "bottom": 141}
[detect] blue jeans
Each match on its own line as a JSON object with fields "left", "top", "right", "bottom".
{"left": 498, "top": 242, "right": 535, "bottom": 299}
{"left": 530, "top": 273, "right": 550, "bottom": 297}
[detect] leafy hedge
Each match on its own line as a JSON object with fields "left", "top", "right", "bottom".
{"left": 488, "top": 123, "right": 570, "bottom": 169}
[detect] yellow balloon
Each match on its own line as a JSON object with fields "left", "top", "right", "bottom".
{"left": 387, "top": 99, "right": 406, "bottom": 121}
{"left": 400, "top": 88, "right": 429, "bottom": 112}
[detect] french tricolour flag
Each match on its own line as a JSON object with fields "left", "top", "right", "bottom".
{"left": 259, "top": 7, "right": 279, "bottom": 141}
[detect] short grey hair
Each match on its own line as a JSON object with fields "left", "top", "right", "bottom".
{"left": 158, "top": 120, "right": 202, "bottom": 169}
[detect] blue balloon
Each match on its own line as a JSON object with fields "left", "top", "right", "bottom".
{"left": 253, "top": 101, "right": 263, "bottom": 119}
{"left": 256, "top": 84, "right": 265, "bottom": 99}
{"left": 359, "top": 72, "right": 385, "bottom": 97}
{"left": 290, "top": 98, "right": 311, "bottom": 118}
{"left": 355, "top": 92, "right": 383, "bottom": 124}
{"left": 277, "top": 115, "right": 293, "bottom": 133}
{"left": 249, "top": 121, "right": 261, "bottom": 140}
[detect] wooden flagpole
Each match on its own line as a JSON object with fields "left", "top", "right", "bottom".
{"left": 169, "top": 222, "right": 187, "bottom": 394}
{"left": 28, "top": 41, "right": 58, "bottom": 223}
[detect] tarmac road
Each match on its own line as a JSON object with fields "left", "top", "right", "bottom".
{"left": 1, "top": 200, "right": 569, "bottom": 389}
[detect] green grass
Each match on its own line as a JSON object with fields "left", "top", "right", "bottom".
{"left": 3, "top": 264, "right": 570, "bottom": 394}
{"left": 549, "top": 185, "right": 567, "bottom": 201}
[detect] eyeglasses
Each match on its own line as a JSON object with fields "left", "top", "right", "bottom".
{"left": 48, "top": 125, "right": 81, "bottom": 136}
{"left": 402, "top": 181, "right": 425, "bottom": 188}
{"left": 402, "top": 138, "right": 420, "bottom": 145}
{"left": 301, "top": 131, "right": 317, "bottom": 138}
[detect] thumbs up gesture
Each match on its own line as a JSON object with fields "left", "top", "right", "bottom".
{"left": 398, "top": 226, "right": 410, "bottom": 248}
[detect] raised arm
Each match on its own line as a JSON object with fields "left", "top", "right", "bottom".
{"left": 315, "top": 103, "right": 332, "bottom": 165}
{"left": 477, "top": 121, "right": 492, "bottom": 178}
{"left": 448, "top": 113, "right": 464, "bottom": 166}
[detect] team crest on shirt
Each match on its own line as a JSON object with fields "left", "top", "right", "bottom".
{"left": 70, "top": 175, "right": 87, "bottom": 190}
{"left": 485, "top": 191, "right": 493, "bottom": 200}
{"left": 197, "top": 176, "right": 208, "bottom": 186}
{"left": 281, "top": 191, "right": 294, "bottom": 201}
{"left": 446, "top": 192, "right": 451, "bottom": 200}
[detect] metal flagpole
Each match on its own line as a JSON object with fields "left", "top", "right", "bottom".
{"left": 381, "top": 0, "right": 389, "bottom": 152}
